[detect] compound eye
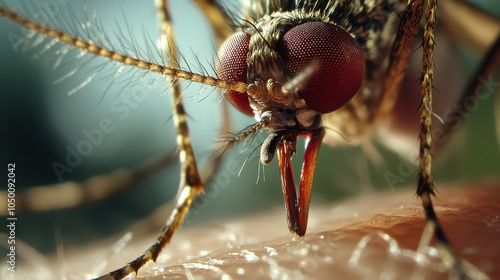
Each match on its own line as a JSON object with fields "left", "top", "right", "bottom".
{"left": 216, "top": 31, "right": 253, "bottom": 116}
{"left": 279, "top": 22, "right": 365, "bottom": 114}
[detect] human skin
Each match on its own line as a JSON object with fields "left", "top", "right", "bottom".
{"left": 139, "top": 182, "right": 498, "bottom": 280}
{"left": 10, "top": 181, "right": 495, "bottom": 280}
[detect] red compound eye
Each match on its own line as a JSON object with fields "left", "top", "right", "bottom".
{"left": 216, "top": 31, "right": 253, "bottom": 116}
{"left": 279, "top": 22, "right": 365, "bottom": 114}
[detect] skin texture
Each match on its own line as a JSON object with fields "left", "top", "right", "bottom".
{"left": 6, "top": 181, "right": 498, "bottom": 279}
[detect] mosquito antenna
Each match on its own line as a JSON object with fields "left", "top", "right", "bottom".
{"left": 0, "top": 7, "right": 248, "bottom": 93}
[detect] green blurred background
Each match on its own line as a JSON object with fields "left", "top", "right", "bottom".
{"left": 0, "top": 0, "right": 498, "bottom": 257}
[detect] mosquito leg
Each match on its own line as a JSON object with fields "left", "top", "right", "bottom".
{"left": 418, "top": 0, "right": 468, "bottom": 278}
{"left": 436, "top": 35, "right": 500, "bottom": 152}
{"left": 0, "top": 150, "right": 175, "bottom": 214}
{"left": 193, "top": 0, "right": 234, "bottom": 42}
{"left": 98, "top": 187, "right": 201, "bottom": 279}
{"left": 98, "top": 111, "right": 267, "bottom": 278}
{"left": 373, "top": 0, "right": 424, "bottom": 124}
{"left": 156, "top": 0, "right": 205, "bottom": 198}
{"left": 441, "top": 0, "right": 500, "bottom": 54}
{"left": 98, "top": 1, "right": 205, "bottom": 279}
{"left": 171, "top": 0, "right": 241, "bottom": 184}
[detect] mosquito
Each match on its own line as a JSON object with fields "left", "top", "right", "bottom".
{"left": 0, "top": 0, "right": 499, "bottom": 279}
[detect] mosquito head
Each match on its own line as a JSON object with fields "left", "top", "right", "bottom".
{"left": 216, "top": 21, "right": 365, "bottom": 120}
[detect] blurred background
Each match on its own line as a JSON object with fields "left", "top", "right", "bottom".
{"left": 0, "top": 0, "right": 498, "bottom": 262}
